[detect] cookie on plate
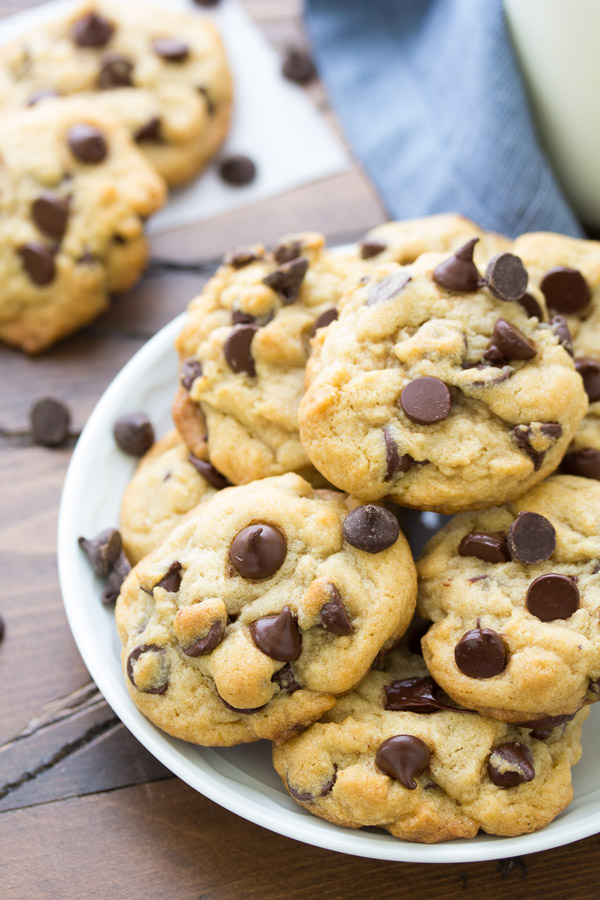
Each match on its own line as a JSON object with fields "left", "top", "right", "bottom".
{"left": 418, "top": 475, "right": 600, "bottom": 722}
{"left": 173, "top": 232, "right": 368, "bottom": 485}
{"left": 299, "top": 244, "right": 586, "bottom": 513}
{"left": 273, "top": 644, "right": 587, "bottom": 842}
{"left": 0, "top": 0, "right": 232, "bottom": 187}
{"left": 0, "top": 98, "right": 166, "bottom": 353}
{"left": 115, "top": 473, "right": 417, "bottom": 745}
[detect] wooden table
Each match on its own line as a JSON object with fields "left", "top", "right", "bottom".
{"left": 1, "top": 2, "right": 598, "bottom": 897}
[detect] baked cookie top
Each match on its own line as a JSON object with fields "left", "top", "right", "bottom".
{"left": 0, "top": 97, "right": 165, "bottom": 352}
{"left": 299, "top": 244, "right": 586, "bottom": 513}
{"left": 418, "top": 475, "right": 600, "bottom": 721}
{"left": 115, "top": 473, "right": 417, "bottom": 746}
{"left": 173, "top": 233, "right": 368, "bottom": 485}
{"left": 0, "top": 0, "right": 232, "bottom": 186}
{"left": 273, "top": 645, "right": 586, "bottom": 842}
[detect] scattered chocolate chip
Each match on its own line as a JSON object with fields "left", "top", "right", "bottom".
{"left": 360, "top": 240, "right": 386, "bottom": 260}
{"left": 485, "top": 253, "right": 528, "bottom": 302}
{"left": 384, "top": 676, "right": 454, "bottom": 713}
{"left": 375, "top": 735, "right": 431, "bottom": 790}
{"left": 101, "top": 552, "right": 130, "bottom": 604}
{"left": 152, "top": 38, "right": 189, "bottom": 62}
{"left": 27, "top": 88, "right": 60, "bottom": 106}
{"left": 342, "top": 505, "right": 400, "bottom": 553}
{"left": 113, "top": 412, "right": 154, "bottom": 456}
{"left": 366, "top": 270, "right": 411, "bottom": 306}
{"left": 518, "top": 291, "right": 544, "bottom": 319}
{"left": 154, "top": 561, "right": 182, "bottom": 593}
{"left": 562, "top": 448, "right": 600, "bottom": 480}
{"left": 517, "top": 713, "right": 576, "bottom": 739}
{"left": 32, "top": 193, "right": 69, "bottom": 239}
{"left": 263, "top": 258, "right": 309, "bottom": 304}
{"left": 29, "top": 396, "right": 70, "bottom": 447}
{"left": 219, "top": 154, "right": 256, "bottom": 186}
{"left": 223, "top": 324, "right": 258, "bottom": 376}
{"left": 484, "top": 318, "right": 536, "bottom": 363}
{"left": 526, "top": 573, "right": 580, "bottom": 622}
{"left": 575, "top": 357, "right": 600, "bottom": 402}
{"left": 134, "top": 116, "right": 163, "bottom": 143}
{"left": 282, "top": 46, "right": 316, "bottom": 84}
{"left": 181, "top": 621, "right": 225, "bottom": 657}
{"left": 400, "top": 376, "right": 451, "bottom": 425}
{"left": 458, "top": 531, "right": 510, "bottom": 563}
{"left": 187, "top": 453, "right": 231, "bottom": 489}
{"left": 433, "top": 238, "right": 481, "bottom": 292}
{"left": 97, "top": 52, "right": 133, "bottom": 88}
{"left": 180, "top": 358, "right": 203, "bottom": 391}
{"left": 383, "top": 427, "right": 414, "bottom": 480}
{"left": 487, "top": 742, "right": 535, "bottom": 787}
{"left": 273, "top": 240, "right": 302, "bottom": 265}
{"left": 455, "top": 627, "right": 507, "bottom": 678}
{"left": 312, "top": 308, "right": 338, "bottom": 333}
{"left": 272, "top": 664, "right": 301, "bottom": 694}
{"left": 551, "top": 315, "right": 574, "bottom": 356}
{"left": 319, "top": 584, "right": 353, "bottom": 636}
{"left": 541, "top": 267, "right": 590, "bottom": 314}
{"left": 507, "top": 511, "right": 556, "bottom": 564}
{"left": 72, "top": 12, "right": 114, "bottom": 47}
{"left": 250, "top": 606, "right": 302, "bottom": 661}
{"left": 18, "top": 243, "right": 56, "bottom": 286}
{"left": 224, "top": 246, "right": 260, "bottom": 268}
{"left": 230, "top": 524, "right": 287, "bottom": 579}
{"left": 68, "top": 124, "right": 108, "bottom": 164}
{"left": 126, "top": 644, "right": 168, "bottom": 694}
{"left": 78, "top": 527, "right": 122, "bottom": 578}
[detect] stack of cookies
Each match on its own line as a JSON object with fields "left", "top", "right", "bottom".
{"left": 0, "top": 1, "right": 232, "bottom": 352}
{"left": 103, "top": 213, "right": 600, "bottom": 843}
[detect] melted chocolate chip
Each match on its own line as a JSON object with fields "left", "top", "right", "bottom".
{"left": 28, "top": 88, "right": 60, "bottom": 106}
{"left": 126, "top": 644, "right": 168, "bottom": 694}
{"left": 541, "top": 267, "right": 590, "bottom": 314}
{"left": 400, "top": 376, "right": 451, "bottom": 425}
{"left": 187, "top": 453, "right": 230, "bottom": 489}
{"left": 517, "top": 713, "right": 576, "bottom": 739}
{"left": 575, "top": 357, "right": 600, "bottom": 402}
{"left": 101, "top": 553, "right": 131, "bottom": 604}
{"left": 507, "top": 511, "right": 556, "bottom": 564}
{"left": 223, "top": 324, "right": 258, "bottom": 376}
{"left": 383, "top": 427, "right": 415, "bottom": 480}
{"left": 518, "top": 291, "right": 544, "bottom": 319}
{"left": 97, "top": 53, "right": 133, "bottom": 88}
{"left": 562, "top": 448, "right": 600, "bottom": 480}
{"left": 366, "top": 270, "right": 411, "bottom": 306}
{"left": 485, "top": 318, "right": 536, "bottom": 362}
{"left": 487, "top": 742, "right": 535, "bottom": 787}
{"left": 18, "top": 243, "right": 55, "bottom": 286}
{"left": 485, "top": 253, "right": 528, "bottom": 302}
{"left": 313, "top": 308, "right": 338, "bottom": 333}
{"left": 319, "top": 584, "right": 353, "bottom": 635}
{"left": 32, "top": 193, "right": 69, "bottom": 239}
{"left": 78, "top": 527, "right": 122, "bottom": 578}
{"left": 219, "top": 154, "right": 256, "bottom": 186}
{"left": 154, "top": 561, "right": 182, "bottom": 593}
{"left": 250, "top": 606, "right": 302, "bottom": 661}
{"left": 224, "top": 246, "right": 260, "bottom": 268}
{"left": 230, "top": 524, "right": 287, "bottom": 579}
{"left": 455, "top": 627, "right": 507, "bottom": 678}
{"left": 263, "top": 257, "right": 309, "bottom": 304}
{"left": 433, "top": 238, "right": 481, "bottom": 292}
{"left": 375, "top": 735, "right": 431, "bottom": 790}
{"left": 72, "top": 12, "right": 114, "bottom": 47}
{"left": 551, "top": 315, "right": 574, "bottom": 356}
{"left": 30, "top": 396, "right": 70, "bottom": 446}
{"left": 272, "top": 664, "right": 301, "bottom": 694}
{"left": 113, "top": 412, "right": 154, "bottom": 456}
{"left": 526, "top": 573, "right": 580, "bottom": 621}
{"left": 219, "top": 694, "right": 266, "bottom": 714}
{"left": 68, "top": 124, "right": 108, "bottom": 164}
{"left": 287, "top": 767, "right": 337, "bottom": 802}
{"left": 181, "top": 621, "right": 225, "bottom": 657}
{"left": 458, "top": 531, "right": 510, "bottom": 563}
{"left": 512, "top": 425, "right": 552, "bottom": 471}
{"left": 282, "top": 47, "right": 316, "bottom": 84}
{"left": 180, "top": 358, "right": 203, "bottom": 391}
{"left": 384, "top": 676, "right": 453, "bottom": 713}
{"left": 342, "top": 505, "right": 400, "bottom": 553}
{"left": 360, "top": 240, "right": 386, "bottom": 259}
{"left": 152, "top": 38, "right": 189, "bottom": 62}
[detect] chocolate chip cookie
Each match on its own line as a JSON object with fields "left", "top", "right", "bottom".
{"left": 299, "top": 244, "right": 586, "bottom": 513}
{"left": 418, "top": 475, "right": 600, "bottom": 722}
{"left": 115, "top": 473, "right": 417, "bottom": 745}
{"left": 0, "top": 98, "right": 165, "bottom": 352}
{"left": 273, "top": 644, "right": 587, "bottom": 841}
{"left": 0, "top": 1, "right": 232, "bottom": 187}
{"left": 173, "top": 233, "right": 369, "bottom": 485}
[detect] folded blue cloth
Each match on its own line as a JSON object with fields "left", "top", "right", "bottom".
{"left": 304, "top": 0, "right": 583, "bottom": 238}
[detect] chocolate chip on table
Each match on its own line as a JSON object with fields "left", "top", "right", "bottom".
{"left": 360, "top": 240, "right": 386, "bottom": 260}
{"left": 484, "top": 318, "right": 536, "bottom": 363}
{"left": 18, "top": 243, "right": 56, "bottom": 286}
{"left": 101, "top": 552, "right": 131, "bottom": 604}
{"left": 32, "top": 193, "right": 70, "bottom": 239}
{"left": 518, "top": 291, "right": 544, "bottom": 320}
{"left": 383, "top": 427, "right": 415, "bottom": 480}
{"left": 540, "top": 266, "right": 590, "bottom": 314}
{"left": 342, "top": 505, "right": 400, "bottom": 553}
{"left": 575, "top": 357, "right": 600, "bottom": 402}
{"left": 224, "top": 324, "right": 258, "bottom": 375}
{"left": 180, "top": 358, "right": 203, "bottom": 391}
{"left": 134, "top": 117, "right": 163, "bottom": 143}
{"left": 562, "top": 448, "right": 600, "bottom": 480}
{"left": 272, "top": 664, "right": 301, "bottom": 694}
{"left": 230, "top": 524, "right": 287, "bottom": 579}
{"left": 250, "top": 606, "right": 302, "bottom": 661}
{"left": 487, "top": 742, "right": 535, "bottom": 787}
{"left": 507, "top": 511, "right": 556, "bottom": 564}
{"left": 319, "top": 584, "right": 353, "bottom": 635}
{"left": 454, "top": 627, "right": 507, "bottom": 678}
{"left": 218, "top": 154, "right": 257, "bottom": 186}
{"left": 97, "top": 53, "right": 134, "bottom": 89}
{"left": 384, "top": 676, "right": 455, "bottom": 713}
{"left": 551, "top": 315, "right": 574, "bottom": 356}
{"left": 152, "top": 38, "right": 189, "bottom": 62}
{"left": 485, "top": 253, "right": 528, "bottom": 302}
{"left": 312, "top": 308, "right": 338, "bottom": 333}
{"left": 400, "top": 376, "right": 451, "bottom": 425}
{"left": 433, "top": 238, "right": 482, "bottom": 292}
{"left": 282, "top": 47, "right": 316, "bottom": 85}
{"left": 127, "top": 644, "right": 169, "bottom": 694}
{"left": 113, "top": 412, "right": 154, "bottom": 456}
{"left": 68, "top": 124, "right": 108, "bottom": 164}
{"left": 263, "top": 258, "right": 309, "bottom": 304}
{"left": 72, "top": 12, "right": 114, "bottom": 47}
{"left": 78, "top": 527, "right": 122, "bottom": 578}
{"left": 187, "top": 453, "right": 231, "bottom": 489}
{"left": 526, "top": 573, "right": 580, "bottom": 622}
{"left": 154, "top": 561, "right": 182, "bottom": 593}
{"left": 458, "top": 531, "right": 510, "bottom": 563}
{"left": 181, "top": 621, "right": 225, "bottom": 657}
{"left": 366, "top": 270, "right": 411, "bottom": 306}
{"left": 375, "top": 735, "right": 431, "bottom": 790}
{"left": 30, "top": 397, "right": 70, "bottom": 446}
{"left": 27, "top": 88, "right": 60, "bottom": 106}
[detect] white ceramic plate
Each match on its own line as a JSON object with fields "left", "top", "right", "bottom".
{"left": 58, "top": 313, "right": 600, "bottom": 864}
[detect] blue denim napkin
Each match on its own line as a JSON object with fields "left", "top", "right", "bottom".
{"left": 304, "top": 0, "right": 583, "bottom": 238}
